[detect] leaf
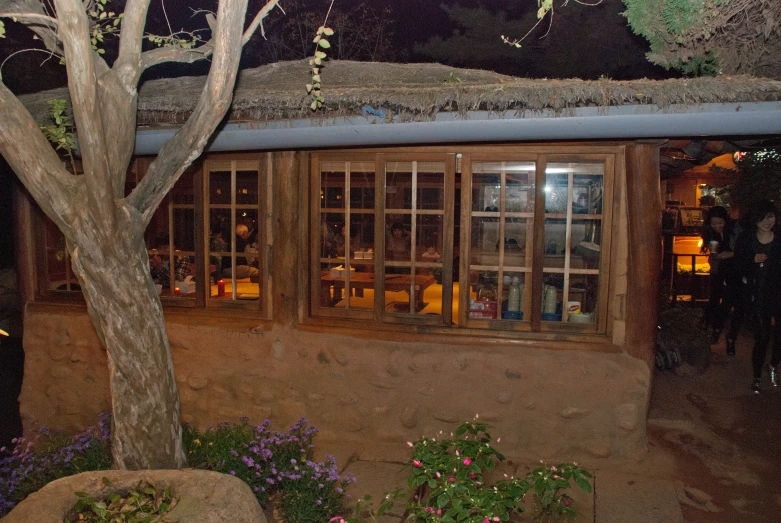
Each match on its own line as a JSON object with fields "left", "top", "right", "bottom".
{"left": 323, "top": 27, "right": 334, "bottom": 36}
{"left": 575, "top": 477, "right": 592, "bottom": 493}
{"left": 315, "top": 50, "right": 327, "bottom": 59}
{"left": 75, "top": 491, "right": 90, "bottom": 498}
{"left": 437, "top": 492, "right": 450, "bottom": 508}
{"left": 310, "top": 101, "right": 319, "bottom": 111}
{"left": 318, "top": 39, "right": 331, "bottom": 49}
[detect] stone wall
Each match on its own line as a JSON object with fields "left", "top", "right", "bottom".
{"left": 21, "top": 305, "right": 650, "bottom": 463}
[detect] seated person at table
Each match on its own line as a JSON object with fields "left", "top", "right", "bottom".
{"left": 149, "top": 238, "right": 194, "bottom": 289}
{"left": 334, "top": 223, "right": 359, "bottom": 258}
{"left": 222, "top": 224, "right": 260, "bottom": 283}
{"left": 386, "top": 222, "right": 410, "bottom": 274}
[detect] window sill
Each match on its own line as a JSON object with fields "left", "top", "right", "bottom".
{"left": 298, "top": 317, "right": 619, "bottom": 353}
{"left": 27, "top": 300, "right": 272, "bottom": 334}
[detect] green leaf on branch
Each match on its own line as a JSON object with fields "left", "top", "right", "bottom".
{"left": 318, "top": 39, "right": 331, "bottom": 49}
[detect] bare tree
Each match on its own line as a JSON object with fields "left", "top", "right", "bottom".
{"left": 0, "top": 0, "right": 282, "bottom": 469}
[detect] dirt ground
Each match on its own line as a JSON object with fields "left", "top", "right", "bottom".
{"left": 642, "top": 331, "right": 781, "bottom": 523}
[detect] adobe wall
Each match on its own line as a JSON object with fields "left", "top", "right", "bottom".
{"left": 21, "top": 303, "right": 649, "bottom": 463}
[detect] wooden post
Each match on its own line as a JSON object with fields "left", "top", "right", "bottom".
{"left": 625, "top": 143, "right": 663, "bottom": 367}
{"left": 272, "top": 151, "right": 299, "bottom": 325}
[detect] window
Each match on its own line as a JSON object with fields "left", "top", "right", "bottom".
{"left": 311, "top": 149, "right": 615, "bottom": 335}
{"left": 37, "top": 155, "right": 270, "bottom": 314}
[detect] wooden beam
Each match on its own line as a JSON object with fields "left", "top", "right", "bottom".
{"left": 272, "top": 152, "right": 299, "bottom": 325}
{"left": 625, "top": 143, "right": 662, "bottom": 367}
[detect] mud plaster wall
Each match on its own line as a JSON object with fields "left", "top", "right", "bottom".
{"left": 20, "top": 309, "right": 649, "bottom": 462}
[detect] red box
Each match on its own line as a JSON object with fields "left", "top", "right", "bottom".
{"left": 468, "top": 300, "right": 498, "bottom": 319}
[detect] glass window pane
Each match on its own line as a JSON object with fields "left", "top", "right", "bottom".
{"left": 385, "top": 164, "right": 412, "bottom": 210}
{"left": 236, "top": 171, "right": 258, "bottom": 205}
{"left": 385, "top": 216, "right": 411, "bottom": 265}
{"left": 208, "top": 165, "right": 261, "bottom": 303}
{"left": 209, "top": 171, "right": 231, "bottom": 205}
{"left": 566, "top": 274, "right": 598, "bottom": 324}
{"left": 467, "top": 270, "right": 499, "bottom": 320}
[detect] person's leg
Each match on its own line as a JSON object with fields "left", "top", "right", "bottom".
{"left": 752, "top": 310, "right": 771, "bottom": 381}
{"left": 769, "top": 314, "right": 781, "bottom": 386}
{"left": 234, "top": 265, "right": 260, "bottom": 283}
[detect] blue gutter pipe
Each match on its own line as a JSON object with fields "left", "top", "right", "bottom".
{"left": 134, "top": 102, "right": 781, "bottom": 155}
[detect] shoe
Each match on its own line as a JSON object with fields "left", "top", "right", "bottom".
{"left": 769, "top": 365, "right": 778, "bottom": 387}
{"left": 726, "top": 338, "right": 736, "bottom": 356}
{"left": 752, "top": 379, "right": 762, "bottom": 394}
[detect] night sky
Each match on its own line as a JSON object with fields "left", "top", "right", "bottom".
{"left": 0, "top": 0, "right": 675, "bottom": 95}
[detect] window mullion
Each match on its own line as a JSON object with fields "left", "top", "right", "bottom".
{"left": 531, "top": 155, "right": 548, "bottom": 332}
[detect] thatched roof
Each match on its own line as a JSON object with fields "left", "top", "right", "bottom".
{"left": 20, "top": 59, "right": 781, "bottom": 128}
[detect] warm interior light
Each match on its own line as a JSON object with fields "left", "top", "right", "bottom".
{"left": 0, "top": 329, "right": 9, "bottom": 336}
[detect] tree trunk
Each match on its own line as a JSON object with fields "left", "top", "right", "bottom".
{"left": 69, "top": 207, "right": 186, "bottom": 470}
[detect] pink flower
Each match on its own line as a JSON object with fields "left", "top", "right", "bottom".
{"left": 470, "top": 472, "right": 476, "bottom": 479}
{"left": 436, "top": 472, "right": 441, "bottom": 478}
{"left": 551, "top": 465, "right": 557, "bottom": 471}
{"left": 437, "top": 509, "right": 442, "bottom": 515}
{"left": 407, "top": 441, "right": 413, "bottom": 447}
{"left": 564, "top": 499, "right": 572, "bottom": 507}
{"left": 413, "top": 460, "right": 422, "bottom": 467}
{"left": 484, "top": 518, "right": 490, "bottom": 523}
{"left": 493, "top": 518, "right": 500, "bottom": 522}
{"left": 448, "top": 477, "right": 455, "bottom": 483}
{"left": 329, "top": 518, "right": 345, "bottom": 523}
{"left": 463, "top": 458, "right": 472, "bottom": 466}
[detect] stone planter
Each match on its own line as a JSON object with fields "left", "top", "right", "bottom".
{"left": 2, "top": 469, "right": 267, "bottom": 523}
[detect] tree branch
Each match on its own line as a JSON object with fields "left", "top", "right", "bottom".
{"left": 54, "top": 0, "right": 116, "bottom": 230}
{"left": 0, "top": 80, "right": 80, "bottom": 234}
{"left": 138, "top": 0, "right": 281, "bottom": 71}
{"left": 0, "top": 0, "right": 62, "bottom": 55}
{"left": 241, "top": 0, "right": 281, "bottom": 45}
{"left": 114, "top": 0, "right": 151, "bottom": 89}
{"left": 129, "top": 0, "right": 253, "bottom": 226}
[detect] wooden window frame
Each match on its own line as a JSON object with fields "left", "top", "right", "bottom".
{"left": 32, "top": 153, "right": 271, "bottom": 316}
{"left": 309, "top": 145, "right": 619, "bottom": 339}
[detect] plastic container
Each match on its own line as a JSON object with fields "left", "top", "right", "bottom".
{"left": 542, "top": 312, "right": 562, "bottom": 321}
{"left": 508, "top": 277, "right": 522, "bottom": 312}
{"left": 502, "top": 311, "right": 523, "bottom": 320}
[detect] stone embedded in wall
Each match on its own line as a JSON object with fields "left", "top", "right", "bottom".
{"left": 342, "top": 414, "right": 364, "bottom": 432}
{"left": 559, "top": 407, "right": 591, "bottom": 419}
{"left": 372, "top": 406, "right": 389, "bottom": 415}
{"left": 497, "top": 392, "right": 512, "bottom": 404}
{"left": 48, "top": 342, "right": 71, "bottom": 362}
{"left": 187, "top": 375, "right": 208, "bottom": 390}
{"left": 371, "top": 380, "right": 395, "bottom": 389}
{"left": 218, "top": 406, "right": 245, "bottom": 419}
{"left": 582, "top": 440, "right": 612, "bottom": 458}
{"left": 297, "top": 348, "right": 308, "bottom": 358}
{"left": 615, "top": 403, "right": 639, "bottom": 431}
{"left": 480, "top": 411, "right": 503, "bottom": 422}
{"left": 432, "top": 410, "right": 460, "bottom": 423}
{"left": 317, "top": 351, "right": 330, "bottom": 364}
{"left": 454, "top": 357, "right": 468, "bottom": 371}
{"left": 308, "top": 393, "right": 324, "bottom": 403}
{"left": 339, "top": 395, "right": 358, "bottom": 405}
{"left": 417, "top": 387, "right": 434, "bottom": 396}
{"left": 329, "top": 371, "right": 344, "bottom": 381}
{"left": 401, "top": 406, "right": 418, "bottom": 429}
{"left": 385, "top": 362, "right": 401, "bottom": 377}
{"left": 260, "top": 391, "right": 275, "bottom": 402}
{"left": 272, "top": 339, "right": 284, "bottom": 359}
{"left": 253, "top": 406, "right": 272, "bottom": 420}
{"left": 505, "top": 369, "right": 521, "bottom": 380}
{"left": 331, "top": 349, "right": 348, "bottom": 366}
{"left": 50, "top": 366, "right": 72, "bottom": 379}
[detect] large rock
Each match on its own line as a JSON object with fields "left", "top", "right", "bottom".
{"left": 2, "top": 469, "right": 267, "bottom": 523}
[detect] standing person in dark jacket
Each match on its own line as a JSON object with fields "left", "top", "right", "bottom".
{"left": 733, "top": 200, "right": 781, "bottom": 394}
{"left": 701, "top": 206, "right": 740, "bottom": 352}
